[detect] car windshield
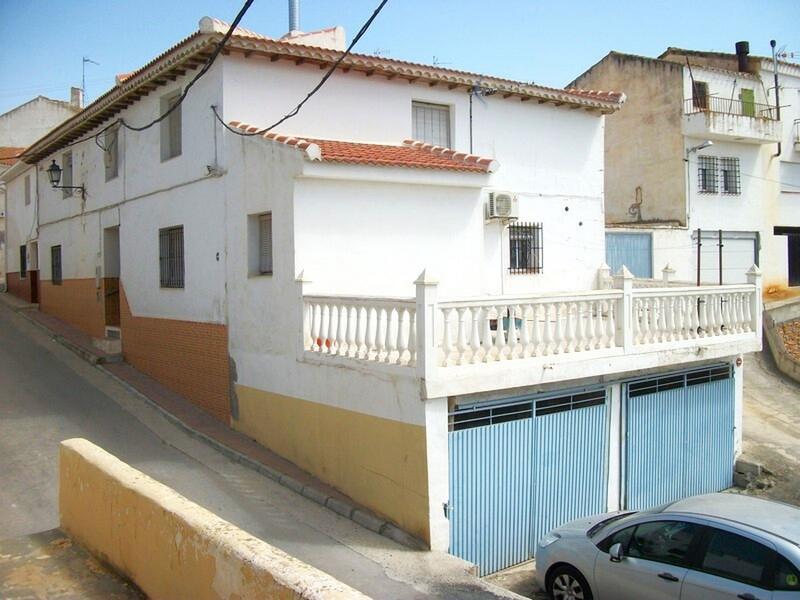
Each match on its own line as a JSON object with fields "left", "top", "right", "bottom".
{"left": 587, "top": 503, "right": 672, "bottom": 539}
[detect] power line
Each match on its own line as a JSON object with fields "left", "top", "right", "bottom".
{"left": 24, "top": 0, "right": 257, "bottom": 157}
{"left": 213, "top": 0, "right": 390, "bottom": 137}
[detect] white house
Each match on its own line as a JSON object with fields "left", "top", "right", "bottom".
{"left": 0, "top": 91, "right": 82, "bottom": 289}
{"left": 2, "top": 17, "right": 762, "bottom": 576}
{"left": 570, "top": 43, "right": 800, "bottom": 297}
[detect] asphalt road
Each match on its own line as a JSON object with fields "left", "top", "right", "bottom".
{"left": 0, "top": 299, "right": 519, "bottom": 600}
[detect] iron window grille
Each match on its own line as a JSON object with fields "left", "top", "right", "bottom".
{"left": 628, "top": 364, "right": 731, "bottom": 398}
{"left": 159, "top": 226, "right": 184, "bottom": 288}
{"left": 719, "top": 157, "right": 741, "bottom": 195}
{"left": 412, "top": 101, "right": 451, "bottom": 148}
{"left": 509, "top": 221, "right": 543, "bottom": 274}
{"left": 698, "top": 156, "right": 718, "bottom": 193}
{"left": 51, "top": 245, "right": 62, "bottom": 285}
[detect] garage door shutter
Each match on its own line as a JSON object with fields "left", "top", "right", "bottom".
{"left": 448, "top": 388, "right": 608, "bottom": 575}
{"left": 625, "top": 364, "right": 735, "bottom": 510}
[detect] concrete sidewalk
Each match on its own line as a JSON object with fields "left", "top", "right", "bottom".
{"left": 0, "top": 529, "right": 144, "bottom": 599}
{"left": 0, "top": 292, "right": 421, "bottom": 550}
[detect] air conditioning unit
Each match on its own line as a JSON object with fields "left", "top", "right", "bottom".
{"left": 486, "top": 191, "right": 519, "bottom": 220}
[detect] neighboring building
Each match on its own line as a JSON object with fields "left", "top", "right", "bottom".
{"left": 2, "top": 17, "right": 762, "bottom": 575}
{"left": 570, "top": 44, "right": 800, "bottom": 294}
{"left": 0, "top": 92, "right": 82, "bottom": 291}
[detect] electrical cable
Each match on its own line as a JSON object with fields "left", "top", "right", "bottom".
{"left": 213, "top": 0, "right": 390, "bottom": 137}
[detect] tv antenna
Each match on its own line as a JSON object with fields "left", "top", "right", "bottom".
{"left": 82, "top": 56, "right": 100, "bottom": 102}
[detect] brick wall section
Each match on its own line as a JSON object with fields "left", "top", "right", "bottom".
{"left": 7, "top": 271, "right": 34, "bottom": 303}
{"left": 120, "top": 286, "right": 231, "bottom": 423}
{"left": 40, "top": 279, "right": 106, "bottom": 339}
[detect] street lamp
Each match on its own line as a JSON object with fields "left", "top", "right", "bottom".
{"left": 46, "top": 160, "right": 85, "bottom": 199}
{"left": 687, "top": 140, "right": 714, "bottom": 155}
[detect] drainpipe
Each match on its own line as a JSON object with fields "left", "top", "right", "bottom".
{"left": 771, "top": 40, "right": 782, "bottom": 158}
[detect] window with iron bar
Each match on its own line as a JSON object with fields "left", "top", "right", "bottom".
{"left": 509, "top": 221, "right": 543, "bottom": 274}
{"left": 258, "top": 213, "right": 273, "bottom": 274}
{"left": 158, "top": 226, "right": 184, "bottom": 288}
{"left": 19, "top": 245, "right": 27, "bottom": 278}
{"left": 412, "top": 101, "right": 451, "bottom": 147}
{"left": 51, "top": 245, "right": 62, "bottom": 285}
{"left": 698, "top": 156, "right": 718, "bottom": 193}
{"left": 719, "top": 157, "right": 741, "bottom": 195}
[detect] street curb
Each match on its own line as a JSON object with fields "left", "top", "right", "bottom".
{"left": 4, "top": 297, "right": 429, "bottom": 551}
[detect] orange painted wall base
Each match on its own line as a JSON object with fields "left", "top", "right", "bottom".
{"left": 40, "top": 278, "right": 106, "bottom": 340}
{"left": 120, "top": 287, "right": 231, "bottom": 423}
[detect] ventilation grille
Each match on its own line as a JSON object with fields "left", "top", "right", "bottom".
{"left": 628, "top": 364, "right": 731, "bottom": 398}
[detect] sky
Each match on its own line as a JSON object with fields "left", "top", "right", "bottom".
{"left": 0, "top": 0, "right": 798, "bottom": 116}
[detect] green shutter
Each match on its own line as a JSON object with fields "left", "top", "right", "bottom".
{"left": 740, "top": 89, "right": 755, "bottom": 117}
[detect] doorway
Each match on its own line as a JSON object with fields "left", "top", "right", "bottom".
{"left": 103, "top": 227, "right": 120, "bottom": 326}
{"left": 789, "top": 235, "right": 800, "bottom": 287}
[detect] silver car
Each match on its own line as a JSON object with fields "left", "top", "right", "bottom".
{"left": 534, "top": 493, "right": 800, "bottom": 600}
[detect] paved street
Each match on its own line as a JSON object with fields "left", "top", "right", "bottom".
{"left": 0, "top": 300, "right": 519, "bottom": 600}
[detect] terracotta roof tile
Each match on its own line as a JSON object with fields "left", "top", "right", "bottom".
{"left": 0, "top": 147, "right": 25, "bottom": 166}
{"left": 229, "top": 121, "right": 498, "bottom": 173}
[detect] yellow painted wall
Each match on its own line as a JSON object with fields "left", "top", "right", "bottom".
{"left": 59, "top": 438, "right": 370, "bottom": 600}
{"left": 233, "top": 386, "right": 430, "bottom": 544}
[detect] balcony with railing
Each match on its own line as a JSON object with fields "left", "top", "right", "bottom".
{"left": 683, "top": 97, "right": 782, "bottom": 144}
{"left": 298, "top": 266, "right": 762, "bottom": 398}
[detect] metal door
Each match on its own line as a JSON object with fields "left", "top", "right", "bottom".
{"left": 448, "top": 388, "right": 608, "bottom": 575}
{"left": 625, "top": 365, "right": 735, "bottom": 511}
{"left": 606, "top": 232, "right": 653, "bottom": 278}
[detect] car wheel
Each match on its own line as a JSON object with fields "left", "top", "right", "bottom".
{"left": 547, "top": 565, "right": 593, "bottom": 600}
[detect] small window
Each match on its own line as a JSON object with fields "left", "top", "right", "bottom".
{"left": 258, "top": 213, "right": 273, "bottom": 274}
{"left": 24, "top": 174, "right": 31, "bottom": 206}
{"left": 158, "top": 226, "right": 184, "bottom": 288}
{"left": 160, "top": 91, "right": 182, "bottom": 161}
{"left": 692, "top": 81, "right": 709, "bottom": 109}
{"left": 412, "top": 101, "right": 451, "bottom": 147}
{"left": 51, "top": 245, "right": 62, "bottom": 285}
{"left": 774, "top": 554, "right": 800, "bottom": 591}
{"left": 628, "top": 521, "right": 699, "bottom": 567}
{"left": 62, "top": 151, "right": 73, "bottom": 198}
{"left": 719, "top": 157, "right": 741, "bottom": 195}
{"left": 509, "top": 221, "right": 543, "bottom": 274}
{"left": 699, "top": 529, "right": 771, "bottom": 588}
{"left": 104, "top": 126, "right": 119, "bottom": 181}
{"left": 698, "top": 156, "right": 718, "bottom": 194}
{"left": 19, "top": 245, "right": 27, "bottom": 278}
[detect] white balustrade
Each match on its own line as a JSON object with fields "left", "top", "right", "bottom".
{"left": 300, "top": 282, "right": 759, "bottom": 373}
{"left": 303, "top": 295, "right": 416, "bottom": 366}
{"left": 435, "top": 291, "right": 622, "bottom": 366}
{"left": 631, "top": 286, "right": 756, "bottom": 345}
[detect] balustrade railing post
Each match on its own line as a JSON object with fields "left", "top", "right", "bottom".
{"left": 746, "top": 265, "right": 763, "bottom": 340}
{"left": 613, "top": 265, "right": 634, "bottom": 353}
{"left": 415, "top": 270, "right": 439, "bottom": 387}
{"left": 295, "top": 270, "right": 311, "bottom": 361}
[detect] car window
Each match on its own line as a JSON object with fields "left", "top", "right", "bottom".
{"left": 597, "top": 524, "right": 636, "bottom": 553}
{"left": 700, "top": 528, "right": 771, "bottom": 588}
{"left": 628, "top": 521, "right": 698, "bottom": 567}
{"left": 775, "top": 554, "right": 800, "bottom": 591}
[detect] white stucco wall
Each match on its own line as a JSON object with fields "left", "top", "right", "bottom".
{"left": 0, "top": 96, "right": 81, "bottom": 148}
{"left": 4, "top": 165, "right": 38, "bottom": 275}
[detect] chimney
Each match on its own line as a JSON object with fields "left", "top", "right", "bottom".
{"left": 288, "top": 0, "right": 300, "bottom": 33}
{"left": 70, "top": 86, "right": 84, "bottom": 109}
{"left": 735, "top": 41, "right": 750, "bottom": 72}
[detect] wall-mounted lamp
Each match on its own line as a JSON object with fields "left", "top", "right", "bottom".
{"left": 46, "top": 160, "right": 85, "bottom": 199}
{"left": 686, "top": 140, "right": 714, "bottom": 156}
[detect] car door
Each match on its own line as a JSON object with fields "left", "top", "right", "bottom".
{"left": 594, "top": 519, "right": 701, "bottom": 600}
{"left": 681, "top": 526, "right": 774, "bottom": 600}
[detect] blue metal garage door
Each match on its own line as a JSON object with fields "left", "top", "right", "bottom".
{"left": 448, "top": 388, "right": 609, "bottom": 575}
{"left": 625, "top": 364, "right": 735, "bottom": 511}
{"left": 606, "top": 232, "right": 653, "bottom": 278}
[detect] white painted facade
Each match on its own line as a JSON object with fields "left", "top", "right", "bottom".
{"left": 1, "top": 20, "right": 762, "bottom": 553}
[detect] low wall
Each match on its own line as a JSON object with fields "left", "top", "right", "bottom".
{"left": 764, "top": 299, "right": 800, "bottom": 385}
{"left": 59, "top": 438, "right": 370, "bottom": 600}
